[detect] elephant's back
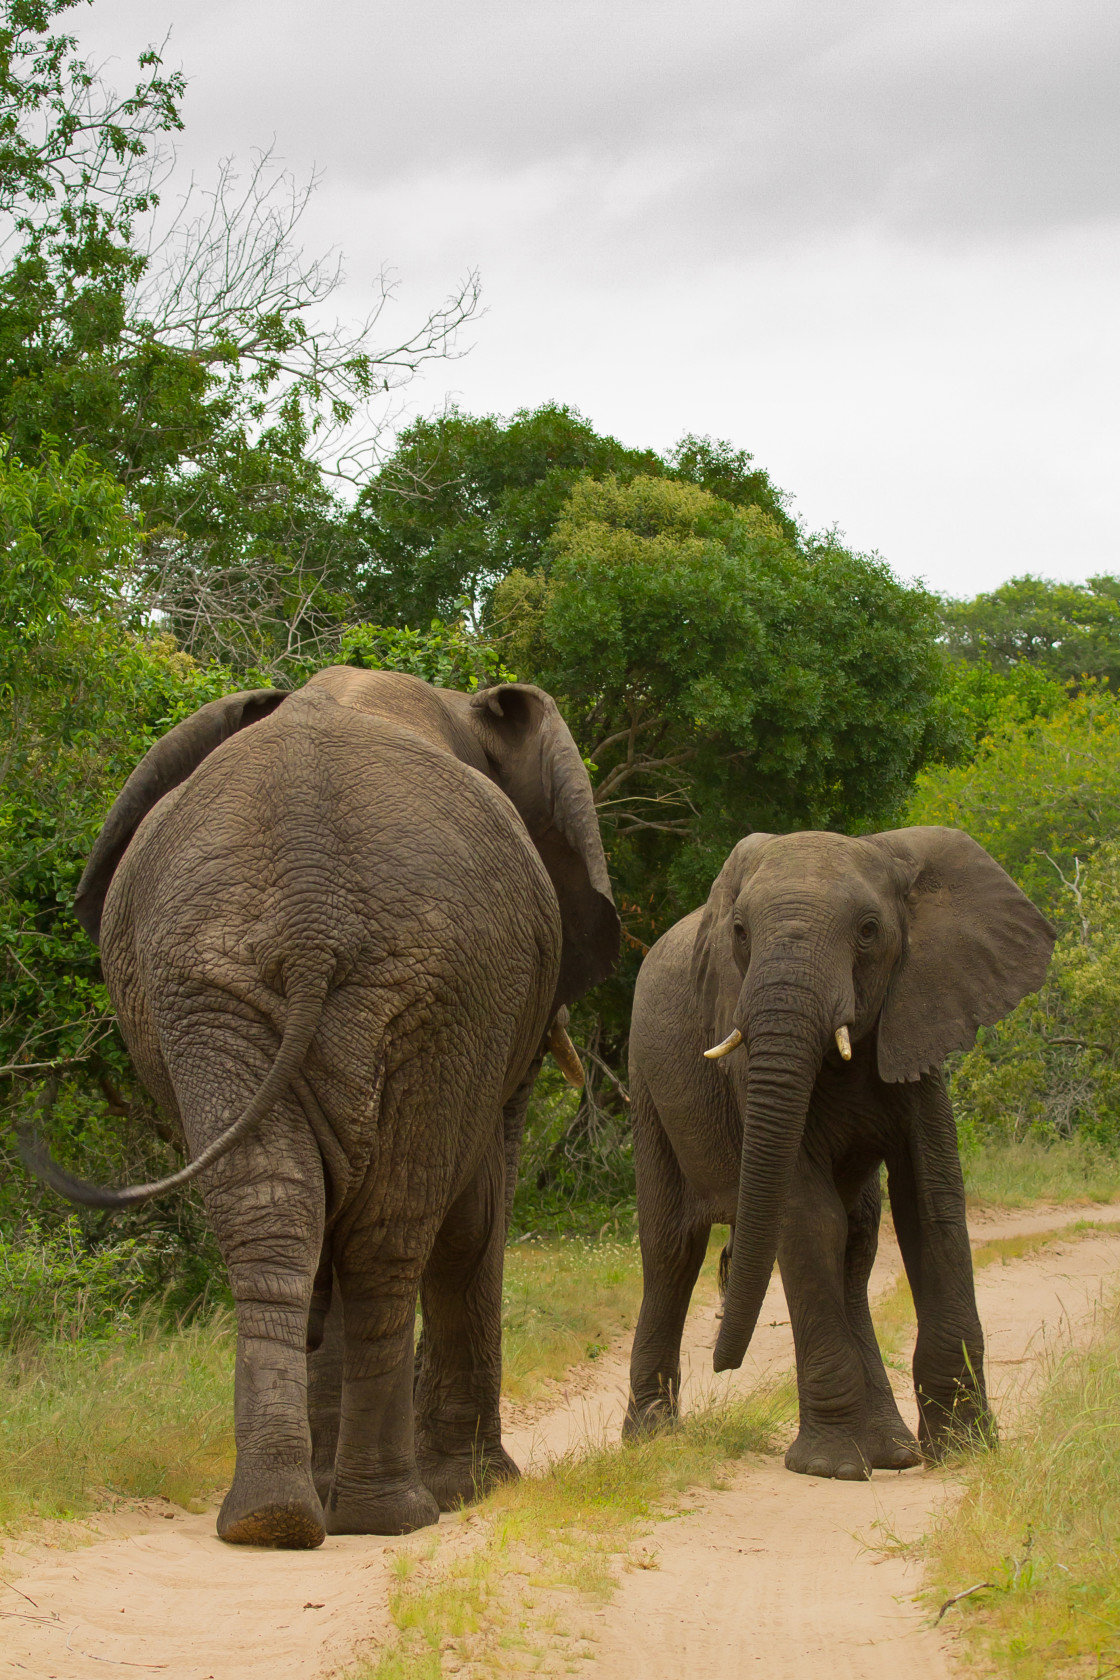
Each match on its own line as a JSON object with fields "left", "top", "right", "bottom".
{"left": 104, "top": 689, "right": 560, "bottom": 1026}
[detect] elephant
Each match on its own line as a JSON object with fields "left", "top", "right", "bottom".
{"left": 23, "top": 665, "right": 618, "bottom": 1545}
{"left": 623, "top": 825, "right": 1054, "bottom": 1479}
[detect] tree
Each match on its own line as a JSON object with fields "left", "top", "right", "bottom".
{"left": 907, "top": 685, "right": 1120, "bottom": 918}
{"left": 497, "top": 473, "right": 945, "bottom": 904}
{"left": 0, "top": 0, "right": 480, "bottom": 678}
{"left": 349, "top": 404, "right": 798, "bottom": 626}
{"left": 948, "top": 837, "right": 1120, "bottom": 1152}
{"left": 941, "top": 575, "right": 1120, "bottom": 690}
{"left": 0, "top": 0, "right": 484, "bottom": 1293}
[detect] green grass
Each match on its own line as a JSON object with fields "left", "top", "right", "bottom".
{"left": 0, "top": 1235, "right": 652, "bottom": 1528}
{"left": 352, "top": 1379, "right": 796, "bottom": 1679}
{"left": 927, "top": 1291, "right": 1120, "bottom": 1679}
{"left": 500, "top": 1236, "right": 643, "bottom": 1401}
{"left": 0, "top": 1305, "right": 237, "bottom": 1524}
{"left": 962, "top": 1138, "right": 1120, "bottom": 1208}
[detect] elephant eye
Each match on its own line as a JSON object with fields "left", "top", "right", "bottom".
{"left": 733, "top": 921, "right": 748, "bottom": 944}
{"left": 857, "top": 916, "right": 880, "bottom": 946}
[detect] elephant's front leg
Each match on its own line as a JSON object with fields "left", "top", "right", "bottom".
{"left": 624, "top": 1076, "right": 709, "bottom": 1438}
{"left": 413, "top": 1124, "right": 519, "bottom": 1509}
{"left": 842, "top": 1174, "right": 921, "bottom": 1470}
{"left": 888, "top": 1073, "right": 993, "bottom": 1457}
{"left": 780, "top": 1153, "right": 878, "bottom": 1480}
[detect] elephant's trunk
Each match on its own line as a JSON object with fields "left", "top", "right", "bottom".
{"left": 712, "top": 981, "right": 830, "bottom": 1373}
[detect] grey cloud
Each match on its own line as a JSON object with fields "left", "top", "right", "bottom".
{"left": 83, "top": 0, "right": 1120, "bottom": 257}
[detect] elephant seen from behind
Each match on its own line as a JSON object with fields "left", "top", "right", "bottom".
{"left": 625, "top": 826, "right": 1054, "bottom": 1478}
{"left": 26, "top": 666, "right": 618, "bottom": 1546}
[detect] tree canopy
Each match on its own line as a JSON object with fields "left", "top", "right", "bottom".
{"left": 349, "top": 403, "right": 798, "bottom": 625}
{"left": 940, "top": 574, "right": 1120, "bottom": 689}
{"left": 493, "top": 472, "right": 945, "bottom": 946}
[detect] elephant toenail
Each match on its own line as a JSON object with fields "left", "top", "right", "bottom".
{"left": 836, "top": 1461, "right": 867, "bottom": 1481}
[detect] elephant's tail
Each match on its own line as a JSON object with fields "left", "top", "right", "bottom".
{"left": 19, "top": 966, "right": 331, "bottom": 1210}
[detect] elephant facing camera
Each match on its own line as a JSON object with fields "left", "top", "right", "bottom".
{"left": 624, "top": 825, "right": 1055, "bottom": 1480}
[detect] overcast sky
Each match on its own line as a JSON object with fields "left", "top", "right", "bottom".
{"left": 78, "top": 0, "right": 1119, "bottom": 598}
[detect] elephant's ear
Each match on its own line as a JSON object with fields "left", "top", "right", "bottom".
{"left": 690, "top": 834, "right": 776, "bottom": 1038}
{"left": 74, "top": 689, "right": 289, "bottom": 944}
{"left": 866, "top": 826, "right": 1056, "bottom": 1083}
{"left": 467, "top": 684, "right": 619, "bottom": 1008}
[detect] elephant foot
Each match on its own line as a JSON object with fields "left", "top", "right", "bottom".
{"left": 622, "top": 1398, "right": 678, "bottom": 1441}
{"left": 323, "top": 1472, "right": 439, "bottom": 1536}
{"left": 785, "top": 1426, "right": 870, "bottom": 1481}
{"left": 417, "top": 1441, "right": 520, "bottom": 1511}
{"left": 863, "top": 1417, "right": 923, "bottom": 1471}
{"left": 218, "top": 1462, "right": 325, "bottom": 1549}
{"left": 918, "top": 1402, "right": 997, "bottom": 1462}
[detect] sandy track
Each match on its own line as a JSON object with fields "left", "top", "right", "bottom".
{"left": 3, "top": 1202, "right": 1119, "bottom": 1679}
{"left": 586, "top": 1206, "right": 1120, "bottom": 1680}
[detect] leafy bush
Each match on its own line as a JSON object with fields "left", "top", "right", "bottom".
{"left": 908, "top": 684, "right": 1120, "bottom": 916}
{"left": 0, "top": 1218, "right": 144, "bottom": 1345}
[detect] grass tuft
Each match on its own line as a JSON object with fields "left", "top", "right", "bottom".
{"left": 927, "top": 1295, "right": 1120, "bottom": 1679}
{"left": 500, "top": 1237, "right": 643, "bottom": 1401}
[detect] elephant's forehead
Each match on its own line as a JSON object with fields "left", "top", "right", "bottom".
{"left": 747, "top": 832, "right": 895, "bottom": 892}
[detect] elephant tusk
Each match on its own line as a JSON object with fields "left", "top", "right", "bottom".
{"left": 835, "top": 1025, "right": 852, "bottom": 1061}
{"left": 704, "top": 1028, "right": 743, "bottom": 1060}
{"left": 547, "top": 1023, "right": 585, "bottom": 1088}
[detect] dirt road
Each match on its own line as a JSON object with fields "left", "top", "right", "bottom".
{"left": 3, "top": 1202, "right": 1119, "bottom": 1680}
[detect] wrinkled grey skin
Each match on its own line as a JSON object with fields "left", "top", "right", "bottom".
{"left": 39, "top": 667, "right": 618, "bottom": 1547}
{"left": 624, "top": 827, "right": 1054, "bottom": 1478}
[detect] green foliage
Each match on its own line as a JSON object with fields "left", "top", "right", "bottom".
{"left": 499, "top": 471, "right": 945, "bottom": 914}
{"left": 0, "top": 448, "right": 135, "bottom": 676}
{"left": 0, "top": 1216, "right": 143, "bottom": 1344}
{"left": 934, "top": 656, "right": 1070, "bottom": 760}
{"left": 908, "top": 683, "right": 1120, "bottom": 914}
{"left": 941, "top": 573, "right": 1120, "bottom": 687}
{"left": 351, "top": 403, "right": 796, "bottom": 626}
{"left": 335, "top": 618, "right": 513, "bottom": 692}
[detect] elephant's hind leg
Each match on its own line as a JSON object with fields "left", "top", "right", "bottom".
{"left": 171, "top": 1049, "right": 327, "bottom": 1549}
{"left": 414, "top": 1122, "right": 518, "bottom": 1509}
{"left": 624, "top": 1075, "right": 709, "bottom": 1438}
{"left": 322, "top": 1271, "right": 438, "bottom": 1536}
{"left": 306, "top": 1260, "right": 343, "bottom": 1507}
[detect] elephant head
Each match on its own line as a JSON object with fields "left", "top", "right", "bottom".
{"left": 690, "top": 826, "right": 1056, "bottom": 1373}
{"left": 74, "top": 671, "right": 618, "bottom": 1016}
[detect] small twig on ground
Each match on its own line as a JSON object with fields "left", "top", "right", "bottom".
{"left": 936, "top": 1583, "right": 995, "bottom": 1622}
{"left": 0, "top": 1579, "right": 39, "bottom": 1607}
